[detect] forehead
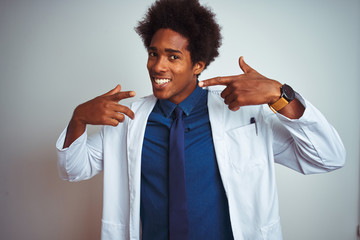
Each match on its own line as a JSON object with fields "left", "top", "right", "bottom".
{"left": 149, "top": 28, "right": 189, "bottom": 52}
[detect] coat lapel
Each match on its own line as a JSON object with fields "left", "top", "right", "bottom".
{"left": 127, "top": 95, "right": 157, "bottom": 239}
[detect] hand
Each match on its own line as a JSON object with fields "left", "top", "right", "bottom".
{"left": 63, "top": 84, "right": 135, "bottom": 148}
{"left": 199, "top": 56, "right": 282, "bottom": 111}
{"left": 72, "top": 84, "right": 135, "bottom": 126}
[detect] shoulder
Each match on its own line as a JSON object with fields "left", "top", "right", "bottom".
{"left": 205, "top": 87, "right": 225, "bottom": 108}
{"left": 205, "top": 87, "right": 274, "bottom": 128}
{"left": 205, "top": 86, "right": 266, "bottom": 115}
{"left": 130, "top": 94, "right": 157, "bottom": 112}
{"left": 205, "top": 86, "right": 224, "bottom": 98}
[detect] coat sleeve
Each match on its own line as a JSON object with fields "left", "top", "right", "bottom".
{"left": 56, "top": 127, "right": 104, "bottom": 182}
{"left": 270, "top": 93, "right": 346, "bottom": 174}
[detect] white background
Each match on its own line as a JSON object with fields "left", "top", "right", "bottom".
{"left": 0, "top": 0, "right": 359, "bottom": 239}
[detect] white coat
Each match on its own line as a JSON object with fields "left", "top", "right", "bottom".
{"left": 56, "top": 90, "right": 346, "bottom": 240}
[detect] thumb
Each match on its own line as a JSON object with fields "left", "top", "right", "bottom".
{"left": 239, "top": 56, "right": 256, "bottom": 74}
{"left": 102, "top": 84, "right": 121, "bottom": 96}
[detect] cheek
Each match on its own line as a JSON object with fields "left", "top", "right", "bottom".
{"left": 175, "top": 64, "right": 194, "bottom": 77}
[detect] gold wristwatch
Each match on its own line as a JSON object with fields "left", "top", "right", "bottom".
{"left": 269, "top": 84, "right": 295, "bottom": 113}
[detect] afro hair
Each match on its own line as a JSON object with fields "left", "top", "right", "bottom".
{"left": 135, "top": 0, "right": 222, "bottom": 70}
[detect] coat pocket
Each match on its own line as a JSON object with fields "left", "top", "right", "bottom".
{"left": 225, "top": 123, "right": 267, "bottom": 172}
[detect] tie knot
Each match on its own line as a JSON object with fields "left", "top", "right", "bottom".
{"left": 174, "top": 107, "right": 183, "bottom": 120}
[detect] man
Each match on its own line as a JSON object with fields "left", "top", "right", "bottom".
{"left": 56, "top": 0, "right": 346, "bottom": 239}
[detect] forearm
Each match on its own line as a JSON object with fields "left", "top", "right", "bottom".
{"left": 63, "top": 116, "right": 86, "bottom": 149}
{"left": 57, "top": 124, "right": 104, "bottom": 181}
{"left": 277, "top": 98, "right": 305, "bottom": 119}
{"left": 267, "top": 81, "right": 305, "bottom": 119}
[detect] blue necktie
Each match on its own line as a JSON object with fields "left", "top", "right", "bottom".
{"left": 169, "top": 107, "right": 189, "bottom": 240}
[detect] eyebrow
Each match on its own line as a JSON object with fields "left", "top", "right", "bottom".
{"left": 148, "top": 46, "right": 183, "bottom": 55}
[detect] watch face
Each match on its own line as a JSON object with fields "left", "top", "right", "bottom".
{"left": 282, "top": 84, "right": 295, "bottom": 101}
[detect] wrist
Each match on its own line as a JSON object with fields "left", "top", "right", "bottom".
{"left": 268, "top": 81, "right": 283, "bottom": 105}
{"left": 68, "top": 116, "right": 86, "bottom": 131}
{"left": 269, "top": 83, "right": 296, "bottom": 113}
{"left": 72, "top": 105, "right": 87, "bottom": 126}
{"left": 63, "top": 111, "right": 87, "bottom": 149}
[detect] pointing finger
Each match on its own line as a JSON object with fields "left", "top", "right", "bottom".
{"left": 109, "top": 91, "right": 136, "bottom": 101}
{"left": 198, "top": 76, "right": 235, "bottom": 87}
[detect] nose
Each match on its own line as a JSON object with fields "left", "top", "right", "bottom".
{"left": 150, "top": 56, "right": 168, "bottom": 73}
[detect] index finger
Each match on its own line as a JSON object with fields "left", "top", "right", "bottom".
{"left": 198, "top": 76, "right": 234, "bottom": 87}
{"left": 109, "top": 91, "right": 136, "bottom": 101}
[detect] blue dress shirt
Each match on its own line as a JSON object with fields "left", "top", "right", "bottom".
{"left": 141, "top": 85, "right": 234, "bottom": 240}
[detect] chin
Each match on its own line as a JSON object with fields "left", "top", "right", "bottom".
{"left": 152, "top": 90, "right": 169, "bottom": 100}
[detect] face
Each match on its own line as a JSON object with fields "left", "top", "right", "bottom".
{"left": 147, "top": 28, "right": 205, "bottom": 104}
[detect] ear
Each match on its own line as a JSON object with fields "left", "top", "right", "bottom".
{"left": 193, "top": 61, "right": 206, "bottom": 75}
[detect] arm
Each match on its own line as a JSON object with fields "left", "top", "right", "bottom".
{"left": 56, "top": 127, "right": 104, "bottom": 181}
{"left": 271, "top": 95, "right": 346, "bottom": 174}
{"left": 200, "top": 56, "right": 345, "bottom": 173}
{"left": 198, "top": 56, "right": 304, "bottom": 119}
{"left": 57, "top": 84, "right": 135, "bottom": 181}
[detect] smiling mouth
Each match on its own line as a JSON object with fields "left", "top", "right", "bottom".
{"left": 154, "top": 78, "right": 171, "bottom": 85}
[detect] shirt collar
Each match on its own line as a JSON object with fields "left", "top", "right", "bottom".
{"left": 158, "top": 83, "right": 207, "bottom": 118}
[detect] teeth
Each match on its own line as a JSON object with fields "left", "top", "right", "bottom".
{"left": 154, "top": 78, "right": 171, "bottom": 84}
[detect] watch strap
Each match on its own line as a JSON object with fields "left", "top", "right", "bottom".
{"left": 269, "top": 97, "right": 289, "bottom": 113}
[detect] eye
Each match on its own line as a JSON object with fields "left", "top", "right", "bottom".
{"left": 149, "top": 52, "right": 157, "bottom": 57}
{"left": 169, "top": 55, "right": 179, "bottom": 60}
